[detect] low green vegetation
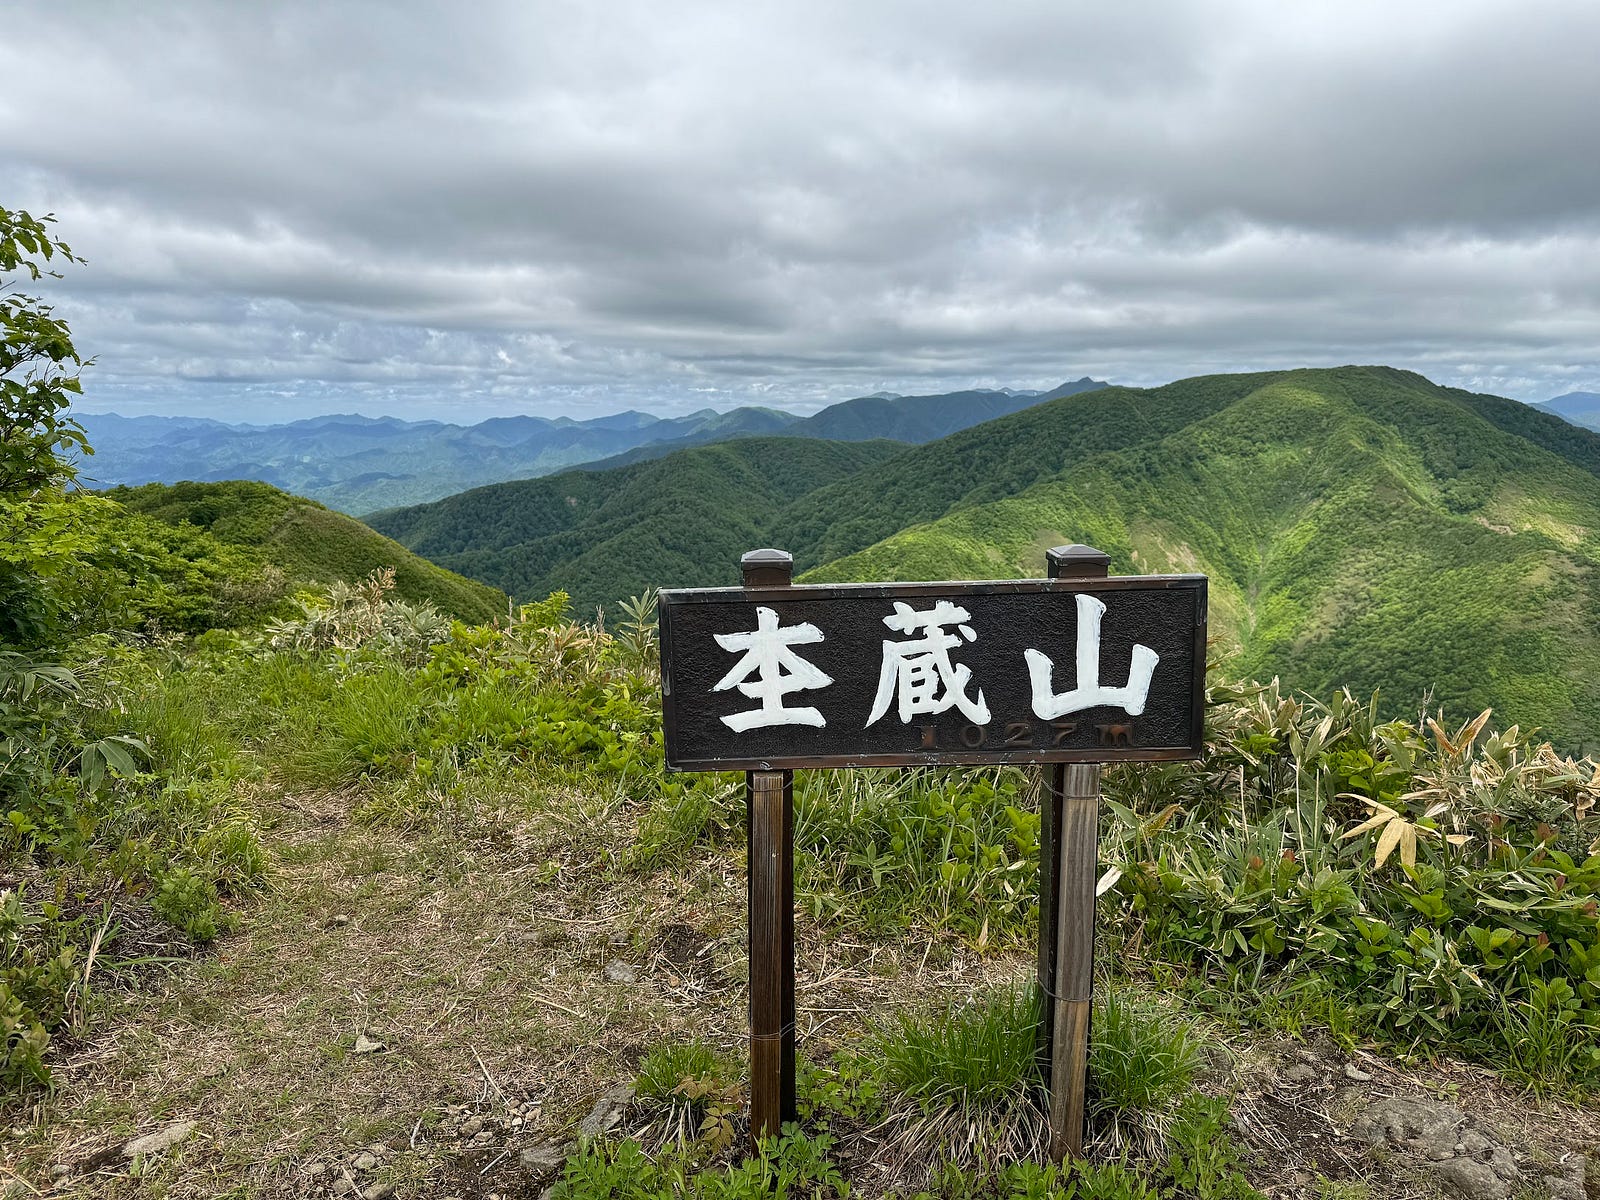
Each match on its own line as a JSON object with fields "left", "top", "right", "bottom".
{"left": 112, "top": 478, "right": 507, "bottom": 624}
{"left": 1101, "top": 681, "right": 1600, "bottom": 1092}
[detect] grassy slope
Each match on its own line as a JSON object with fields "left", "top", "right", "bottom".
{"left": 803, "top": 367, "right": 1600, "bottom": 748}
{"left": 367, "top": 437, "right": 906, "bottom": 617}
{"left": 111, "top": 480, "right": 507, "bottom": 623}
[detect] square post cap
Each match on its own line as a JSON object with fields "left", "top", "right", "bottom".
{"left": 741, "top": 548, "right": 794, "bottom": 587}
{"left": 1046, "top": 544, "right": 1111, "bottom": 579}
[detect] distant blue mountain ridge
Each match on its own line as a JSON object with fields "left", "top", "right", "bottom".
{"left": 1535, "top": 392, "right": 1600, "bottom": 433}
{"left": 75, "top": 379, "right": 1107, "bottom": 514}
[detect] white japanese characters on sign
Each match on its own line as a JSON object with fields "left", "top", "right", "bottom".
{"left": 709, "top": 593, "right": 1160, "bottom": 732}
{"left": 866, "top": 600, "right": 991, "bottom": 726}
{"left": 1024, "top": 594, "right": 1159, "bottom": 718}
{"left": 712, "top": 606, "right": 834, "bottom": 731}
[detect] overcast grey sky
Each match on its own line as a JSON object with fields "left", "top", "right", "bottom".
{"left": 6, "top": 1, "right": 1600, "bottom": 421}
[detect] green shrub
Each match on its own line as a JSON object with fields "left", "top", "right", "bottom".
{"left": 1161, "top": 1095, "right": 1264, "bottom": 1200}
{"left": 796, "top": 1048, "right": 885, "bottom": 1127}
{"left": 635, "top": 1039, "right": 732, "bottom": 1102}
{"left": 151, "top": 866, "right": 225, "bottom": 943}
{"left": 1104, "top": 681, "right": 1600, "bottom": 1089}
{"left": 0, "top": 886, "right": 96, "bottom": 1094}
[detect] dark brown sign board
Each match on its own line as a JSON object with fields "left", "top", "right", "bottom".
{"left": 660, "top": 575, "right": 1207, "bottom": 770}
{"left": 660, "top": 548, "right": 1208, "bottom": 1162}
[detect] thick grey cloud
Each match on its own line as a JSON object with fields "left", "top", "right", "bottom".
{"left": 5, "top": 0, "right": 1599, "bottom": 419}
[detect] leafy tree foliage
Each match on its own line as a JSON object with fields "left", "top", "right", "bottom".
{"left": 0, "top": 208, "right": 86, "bottom": 493}
{"left": 0, "top": 207, "right": 103, "bottom": 643}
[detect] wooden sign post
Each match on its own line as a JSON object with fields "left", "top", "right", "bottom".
{"left": 740, "top": 549, "right": 798, "bottom": 1140}
{"left": 1037, "top": 544, "right": 1109, "bottom": 1161}
{"left": 659, "top": 546, "right": 1206, "bottom": 1155}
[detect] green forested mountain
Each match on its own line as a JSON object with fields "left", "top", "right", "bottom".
{"left": 374, "top": 367, "right": 1600, "bottom": 747}
{"left": 773, "top": 372, "right": 1278, "bottom": 567}
{"left": 788, "top": 379, "right": 1107, "bottom": 442}
{"left": 366, "top": 437, "right": 905, "bottom": 618}
{"left": 802, "top": 367, "right": 1600, "bottom": 749}
{"left": 110, "top": 480, "right": 507, "bottom": 623}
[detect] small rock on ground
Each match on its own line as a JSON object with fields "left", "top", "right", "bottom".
{"left": 578, "top": 1083, "right": 637, "bottom": 1138}
{"left": 1350, "top": 1095, "right": 1587, "bottom": 1200}
{"left": 123, "top": 1120, "right": 198, "bottom": 1159}
{"left": 520, "top": 1140, "right": 571, "bottom": 1173}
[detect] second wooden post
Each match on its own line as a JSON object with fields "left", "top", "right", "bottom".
{"left": 1037, "top": 543, "right": 1110, "bottom": 1162}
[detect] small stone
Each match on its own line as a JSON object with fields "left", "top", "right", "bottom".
{"left": 305, "top": 1162, "right": 328, "bottom": 1177}
{"left": 123, "top": 1120, "right": 198, "bottom": 1159}
{"left": 1543, "top": 1155, "right": 1590, "bottom": 1200}
{"left": 578, "top": 1089, "right": 632, "bottom": 1138}
{"left": 353, "top": 1032, "right": 386, "bottom": 1054}
{"left": 1343, "top": 1063, "right": 1372, "bottom": 1081}
{"left": 353, "top": 1152, "right": 377, "bottom": 1170}
{"left": 363, "top": 1185, "right": 395, "bottom": 1200}
{"left": 333, "top": 1179, "right": 357, "bottom": 1197}
{"left": 521, "top": 1140, "right": 570, "bottom": 1172}
{"left": 461, "top": 1116, "right": 486, "bottom": 1138}
{"left": 604, "top": 960, "right": 639, "bottom": 984}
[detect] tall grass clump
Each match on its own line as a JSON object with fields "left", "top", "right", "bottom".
{"left": 870, "top": 981, "right": 1046, "bottom": 1179}
{"left": 1088, "top": 990, "right": 1201, "bottom": 1151}
{"left": 633, "top": 1039, "right": 743, "bottom": 1152}
{"left": 277, "top": 662, "right": 429, "bottom": 787}
{"left": 878, "top": 981, "right": 1040, "bottom": 1109}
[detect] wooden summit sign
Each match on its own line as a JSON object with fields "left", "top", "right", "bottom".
{"left": 659, "top": 545, "right": 1207, "bottom": 1159}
